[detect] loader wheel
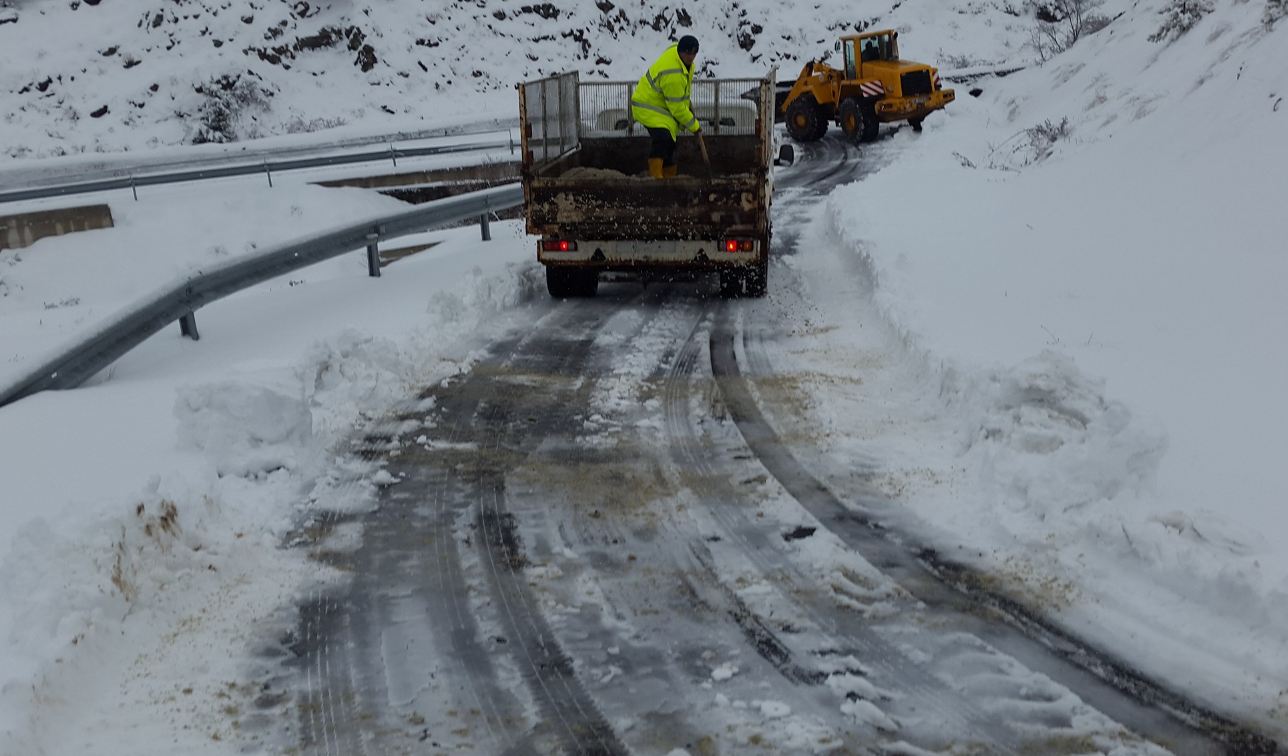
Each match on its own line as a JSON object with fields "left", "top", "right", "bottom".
{"left": 546, "top": 267, "right": 598, "bottom": 298}
{"left": 812, "top": 114, "right": 829, "bottom": 140}
{"left": 860, "top": 101, "right": 880, "bottom": 142}
{"left": 839, "top": 99, "right": 863, "bottom": 140}
{"left": 785, "top": 96, "right": 823, "bottom": 143}
{"left": 910, "top": 117, "right": 924, "bottom": 132}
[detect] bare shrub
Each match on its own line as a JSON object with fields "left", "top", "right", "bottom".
{"left": 989, "top": 117, "right": 1071, "bottom": 168}
{"left": 1149, "top": 0, "right": 1214, "bottom": 42}
{"left": 1268, "top": 0, "right": 1287, "bottom": 27}
{"left": 284, "top": 114, "right": 348, "bottom": 134}
{"left": 1025, "top": 117, "right": 1070, "bottom": 160}
{"left": 110, "top": 533, "right": 137, "bottom": 602}
{"left": 1029, "top": 0, "right": 1112, "bottom": 61}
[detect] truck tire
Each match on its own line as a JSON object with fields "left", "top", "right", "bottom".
{"left": 718, "top": 253, "right": 769, "bottom": 299}
{"left": 785, "top": 95, "right": 824, "bottom": 143}
{"left": 745, "top": 256, "right": 768, "bottom": 298}
{"left": 718, "top": 268, "right": 745, "bottom": 299}
{"left": 546, "top": 267, "right": 598, "bottom": 298}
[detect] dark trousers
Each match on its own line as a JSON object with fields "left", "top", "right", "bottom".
{"left": 646, "top": 127, "right": 677, "bottom": 167}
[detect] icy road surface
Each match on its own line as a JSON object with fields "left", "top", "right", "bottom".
{"left": 277, "top": 137, "right": 1272, "bottom": 755}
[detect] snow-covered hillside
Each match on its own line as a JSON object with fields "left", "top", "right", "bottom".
{"left": 0, "top": 0, "right": 1031, "bottom": 158}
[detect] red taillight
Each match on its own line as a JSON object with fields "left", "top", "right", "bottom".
{"left": 541, "top": 240, "right": 577, "bottom": 252}
{"left": 724, "top": 239, "right": 754, "bottom": 252}
{"left": 725, "top": 240, "right": 738, "bottom": 253}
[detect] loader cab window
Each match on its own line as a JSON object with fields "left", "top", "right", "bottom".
{"left": 860, "top": 33, "right": 898, "bottom": 63}
{"left": 843, "top": 39, "right": 857, "bottom": 79}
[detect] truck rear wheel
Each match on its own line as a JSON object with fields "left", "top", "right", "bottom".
{"left": 719, "top": 255, "right": 768, "bottom": 299}
{"left": 718, "top": 268, "right": 746, "bottom": 299}
{"left": 746, "top": 256, "right": 768, "bottom": 298}
{"left": 785, "top": 96, "right": 824, "bottom": 143}
{"left": 546, "top": 267, "right": 598, "bottom": 298}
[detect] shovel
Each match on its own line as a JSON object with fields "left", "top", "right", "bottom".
{"left": 696, "top": 130, "right": 713, "bottom": 179}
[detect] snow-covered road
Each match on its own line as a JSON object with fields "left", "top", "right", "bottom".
{"left": 272, "top": 139, "right": 1268, "bottom": 754}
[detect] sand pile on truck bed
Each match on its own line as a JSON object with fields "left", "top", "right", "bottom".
{"left": 558, "top": 167, "right": 752, "bottom": 180}
{"left": 561, "top": 167, "right": 640, "bottom": 180}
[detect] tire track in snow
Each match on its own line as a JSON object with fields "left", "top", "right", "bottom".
{"left": 715, "top": 303, "right": 1271, "bottom": 754}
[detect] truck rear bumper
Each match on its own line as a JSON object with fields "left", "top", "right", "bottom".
{"left": 539, "top": 239, "right": 760, "bottom": 268}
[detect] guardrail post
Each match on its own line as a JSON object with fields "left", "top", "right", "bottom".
{"left": 130, "top": 176, "right": 138, "bottom": 202}
{"left": 366, "top": 233, "right": 381, "bottom": 277}
{"left": 480, "top": 213, "right": 491, "bottom": 241}
{"left": 264, "top": 162, "right": 273, "bottom": 188}
{"left": 179, "top": 311, "right": 200, "bottom": 341}
{"left": 388, "top": 143, "right": 398, "bottom": 168}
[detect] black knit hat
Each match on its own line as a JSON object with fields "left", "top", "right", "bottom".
{"left": 677, "top": 35, "right": 700, "bottom": 54}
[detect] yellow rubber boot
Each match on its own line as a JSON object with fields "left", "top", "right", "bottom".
{"left": 663, "top": 164, "right": 678, "bottom": 178}
{"left": 647, "top": 158, "right": 664, "bottom": 179}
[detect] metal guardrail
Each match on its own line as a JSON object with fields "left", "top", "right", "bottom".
{"left": 0, "top": 183, "right": 523, "bottom": 409}
{"left": 0, "top": 139, "right": 512, "bottom": 205}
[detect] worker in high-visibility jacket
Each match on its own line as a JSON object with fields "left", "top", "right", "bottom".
{"left": 631, "top": 35, "right": 701, "bottom": 179}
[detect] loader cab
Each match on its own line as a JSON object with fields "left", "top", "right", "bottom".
{"left": 840, "top": 30, "right": 899, "bottom": 80}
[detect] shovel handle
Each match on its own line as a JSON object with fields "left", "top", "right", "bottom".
{"left": 696, "top": 131, "right": 713, "bottom": 178}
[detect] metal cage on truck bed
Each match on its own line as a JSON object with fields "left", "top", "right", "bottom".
{"left": 517, "top": 71, "right": 776, "bottom": 298}
{"left": 518, "top": 73, "right": 774, "bottom": 242}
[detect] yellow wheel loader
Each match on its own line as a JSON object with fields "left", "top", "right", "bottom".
{"left": 777, "top": 29, "right": 955, "bottom": 143}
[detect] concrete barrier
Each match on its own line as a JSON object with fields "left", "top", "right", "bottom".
{"left": 0, "top": 204, "right": 114, "bottom": 250}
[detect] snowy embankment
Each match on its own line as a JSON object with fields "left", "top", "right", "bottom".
{"left": 0, "top": 175, "right": 542, "bottom": 751}
{"left": 804, "top": 0, "right": 1287, "bottom": 731}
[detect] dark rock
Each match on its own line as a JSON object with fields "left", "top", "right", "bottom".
{"left": 519, "top": 4, "right": 559, "bottom": 20}
{"left": 90, "top": 105, "right": 109, "bottom": 118}
{"left": 782, "top": 526, "right": 817, "bottom": 542}
{"left": 296, "top": 27, "right": 342, "bottom": 52}
{"left": 355, "top": 44, "right": 377, "bottom": 72}
{"left": 345, "top": 26, "right": 366, "bottom": 51}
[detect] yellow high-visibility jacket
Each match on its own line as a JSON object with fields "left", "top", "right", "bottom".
{"left": 631, "top": 45, "right": 699, "bottom": 139}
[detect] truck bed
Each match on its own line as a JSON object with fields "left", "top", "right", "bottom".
{"left": 524, "top": 135, "right": 768, "bottom": 241}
